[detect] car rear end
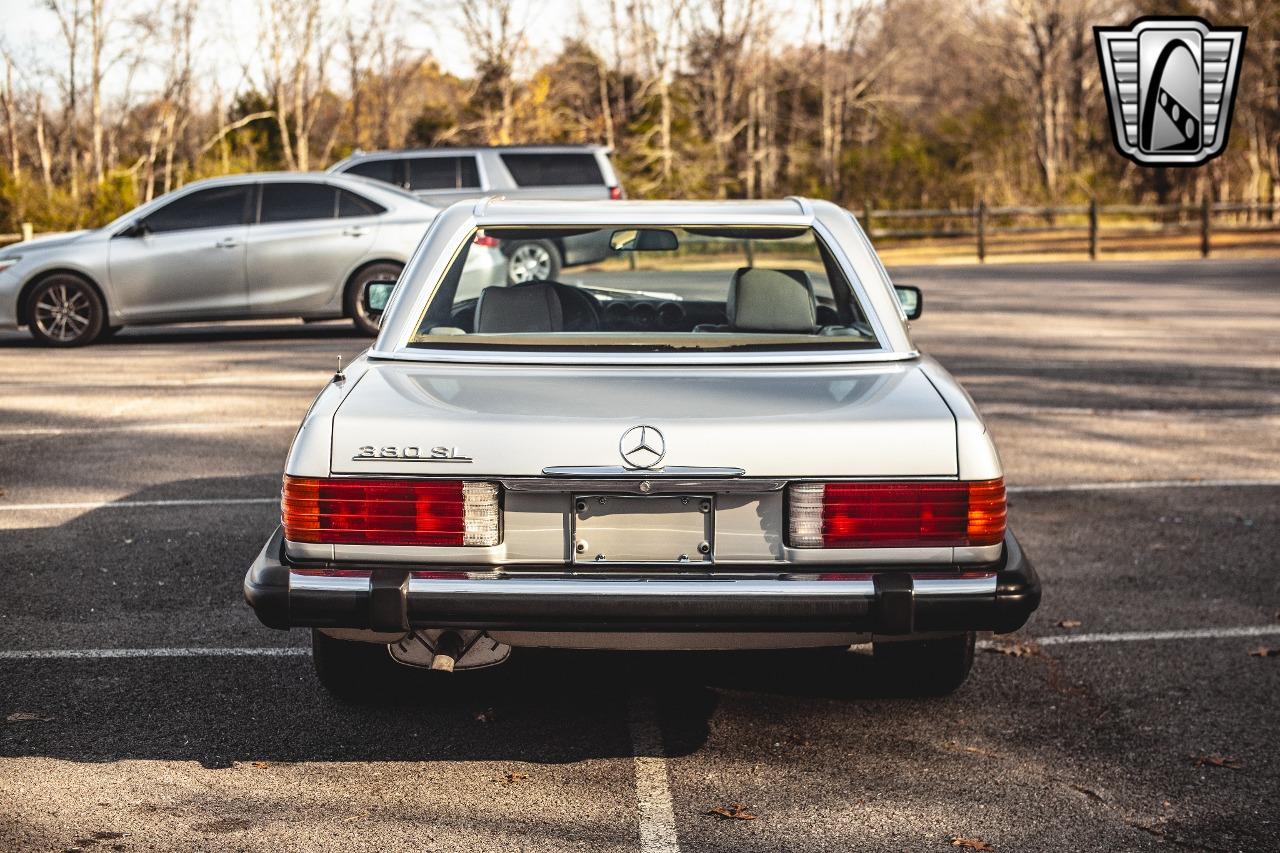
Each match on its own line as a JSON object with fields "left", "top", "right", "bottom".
{"left": 247, "top": 367, "right": 1036, "bottom": 640}
{"left": 244, "top": 199, "right": 1038, "bottom": 697}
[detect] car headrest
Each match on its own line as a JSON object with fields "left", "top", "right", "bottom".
{"left": 728, "top": 268, "right": 816, "bottom": 333}
{"left": 475, "top": 283, "right": 564, "bottom": 333}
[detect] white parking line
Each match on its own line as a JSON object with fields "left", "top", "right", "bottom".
{"left": 0, "top": 646, "right": 307, "bottom": 660}
{"left": 1008, "top": 478, "right": 1280, "bottom": 494}
{"left": 5, "top": 625, "right": 1277, "bottom": 853}
{"left": 1, "top": 374, "right": 329, "bottom": 389}
{"left": 3, "top": 478, "right": 1277, "bottom": 515}
{"left": 982, "top": 404, "right": 1280, "bottom": 418}
{"left": 5, "top": 625, "right": 1277, "bottom": 662}
{"left": 0, "top": 497, "right": 277, "bottom": 513}
{"left": 627, "top": 693, "right": 681, "bottom": 853}
{"left": 1030, "top": 625, "right": 1280, "bottom": 647}
{"left": 0, "top": 420, "right": 298, "bottom": 437}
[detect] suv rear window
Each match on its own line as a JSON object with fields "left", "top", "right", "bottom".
{"left": 345, "top": 159, "right": 401, "bottom": 185}
{"left": 500, "top": 153, "right": 604, "bottom": 187}
{"left": 407, "top": 156, "right": 480, "bottom": 191}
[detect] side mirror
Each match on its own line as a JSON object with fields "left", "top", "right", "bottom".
{"left": 610, "top": 228, "right": 679, "bottom": 252}
{"left": 117, "top": 220, "right": 150, "bottom": 239}
{"left": 363, "top": 279, "right": 397, "bottom": 324}
{"left": 895, "top": 285, "right": 923, "bottom": 320}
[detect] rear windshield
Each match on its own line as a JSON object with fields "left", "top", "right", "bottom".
{"left": 500, "top": 153, "right": 604, "bottom": 187}
{"left": 409, "top": 225, "right": 877, "bottom": 352}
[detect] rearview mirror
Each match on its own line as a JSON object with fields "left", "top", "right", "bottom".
{"left": 363, "top": 279, "right": 397, "bottom": 323}
{"left": 895, "top": 285, "right": 923, "bottom": 320}
{"left": 610, "top": 228, "right": 679, "bottom": 252}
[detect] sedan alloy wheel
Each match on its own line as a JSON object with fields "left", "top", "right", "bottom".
{"left": 506, "top": 240, "right": 560, "bottom": 283}
{"left": 27, "top": 276, "right": 106, "bottom": 346}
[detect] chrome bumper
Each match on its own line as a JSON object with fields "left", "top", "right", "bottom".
{"left": 244, "top": 528, "right": 1039, "bottom": 635}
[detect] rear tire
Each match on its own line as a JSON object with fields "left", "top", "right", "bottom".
{"left": 311, "top": 629, "right": 407, "bottom": 702}
{"left": 873, "top": 632, "right": 975, "bottom": 696}
{"left": 25, "top": 274, "right": 106, "bottom": 347}
{"left": 345, "top": 262, "right": 403, "bottom": 337}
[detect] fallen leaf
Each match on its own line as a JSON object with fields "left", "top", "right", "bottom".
{"left": 474, "top": 708, "right": 497, "bottom": 723}
{"left": 250, "top": 761, "right": 270, "bottom": 768}
{"left": 942, "top": 741, "right": 997, "bottom": 758}
{"left": 949, "top": 836, "right": 995, "bottom": 850}
{"left": 706, "top": 803, "right": 757, "bottom": 821}
{"left": 1247, "top": 646, "right": 1278, "bottom": 658}
{"left": 5, "top": 712, "right": 52, "bottom": 723}
{"left": 1190, "top": 753, "right": 1243, "bottom": 770}
{"left": 1056, "top": 619, "right": 1082, "bottom": 629}
{"left": 982, "top": 639, "right": 1043, "bottom": 658}
{"left": 503, "top": 771, "right": 529, "bottom": 783}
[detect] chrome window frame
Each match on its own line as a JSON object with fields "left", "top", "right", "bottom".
{"left": 370, "top": 201, "right": 917, "bottom": 365}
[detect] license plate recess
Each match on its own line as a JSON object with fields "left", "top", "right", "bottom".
{"left": 572, "top": 494, "right": 713, "bottom": 564}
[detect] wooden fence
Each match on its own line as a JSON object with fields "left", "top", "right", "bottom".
{"left": 4, "top": 201, "right": 1279, "bottom": 260}
{"left": 856, "top": 200, "right": 1279, "bottom": 261}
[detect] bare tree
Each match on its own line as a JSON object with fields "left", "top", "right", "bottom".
{"left": 48, "top": 0, "right": 85, "bottom": 196}
{"left": 1, "top": 53, "right": 20, "bottom": 183}
{"left": 88, "top": 0, "right": 107, "bottom": 183}
{"left": 260, "top": 0, "right": 335, "bottom": 170}
{"left": 630, "top": 0, "right": 689, "bottom": 192}
{"left": 456, "top": 0, "right": 528, "bottom": 143}
{"left": 687, "top": 0, "right": 760, "bottom": 196}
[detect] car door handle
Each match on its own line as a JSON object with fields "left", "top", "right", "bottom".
{"left": 214, "top": 238, "right": 241, "bottom": 249}
{"left": 342, "top": 227, "right": 367, "bottom": 238}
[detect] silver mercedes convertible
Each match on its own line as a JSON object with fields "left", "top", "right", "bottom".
{"left": 244, "top": 197, "right": 1040, "bottom": 698}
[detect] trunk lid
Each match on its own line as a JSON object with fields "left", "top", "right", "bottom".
{"left": 330, "top": 361, "right": 957, "bottom": 477}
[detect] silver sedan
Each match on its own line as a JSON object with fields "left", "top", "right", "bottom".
{"left": 0, "top": 172, "right": 506, "bottom": 345}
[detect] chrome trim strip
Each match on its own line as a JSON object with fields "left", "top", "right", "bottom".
{"left": 542, "top": 465, "right": 745, "bottom": 478}
{"left": 370, "top": 349, "right": 921, "bottom": 366}
{"left": 913, "top": 575, "right": 998, "bottom": 595}
{"left": 504, "top": 477, "right": 784, "bottom": 494}
{"left": 291, "top": 574, "right": 372, "bottom": 593}
{"left": 287, "top": 571, "right": 999, "bottom": 598}
{"left": 400, "top": 577, "right": 881, "bottom": 598}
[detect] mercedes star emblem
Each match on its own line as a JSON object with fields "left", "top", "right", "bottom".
{"left": 619, "top": 425, "right": 666, "bottom": 470}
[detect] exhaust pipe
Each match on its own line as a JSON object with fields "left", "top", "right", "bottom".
{"left": 430, "top": 631, "right": 464, "bottom": 672}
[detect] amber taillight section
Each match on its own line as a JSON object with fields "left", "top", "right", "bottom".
{"left": 281, "top": 476, "right": 500, "bottom": 547}
{"left": 788, "top": 479, "right": 1006, "bottom": 548}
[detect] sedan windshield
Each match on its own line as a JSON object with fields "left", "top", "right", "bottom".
{"left": 410, "top": 225, "right": 878, "bottom": 351}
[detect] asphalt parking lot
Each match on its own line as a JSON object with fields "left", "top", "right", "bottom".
{"left": 1, "top": 258, "right": 1277, "bottom": 853}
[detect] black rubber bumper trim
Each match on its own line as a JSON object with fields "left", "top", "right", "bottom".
{"left": 243, "top": 528, "right": 1041, "bottom": 634}
{"left": 242, "top": 528, "right": 293, "bottom": 630}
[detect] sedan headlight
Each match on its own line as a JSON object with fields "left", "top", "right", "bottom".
{"left": 0, "top": 256, "right": 21, "bottom": 273}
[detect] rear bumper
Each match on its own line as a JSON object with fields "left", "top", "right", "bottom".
{"left": 244, "top": 528, "right": 1039, "bottom": 635}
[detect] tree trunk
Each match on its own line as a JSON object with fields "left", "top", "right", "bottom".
{"left": 2, "top": 58, "right": 20, "bottom": 183}
{"left": 35, "top": 94, "right": 53, "bottom": 196}
{"left": 90, "top": 0, "right": 105, "bottom": 184}
{"left": 597, "top": 60, "right": 614, "bottom": 151}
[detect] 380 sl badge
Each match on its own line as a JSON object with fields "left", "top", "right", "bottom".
{"left": 352, "top": 445, "right": 473, "bottom": 463}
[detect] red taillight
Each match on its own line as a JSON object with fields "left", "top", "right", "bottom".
{"left": 608, "top": 186, "right": 623, "bottom": 200}
{"left": 788, "top": 479, "right": 1006, "bottom": 548}
{"left": 473, "top": 234, "right": 500, "bottom": 247}
{"left": 282, "top": 476, "right": 500, "bottom": 547}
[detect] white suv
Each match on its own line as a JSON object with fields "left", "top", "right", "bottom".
{"left": 329, "top": 146, "right": 624, "bottom": 283}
